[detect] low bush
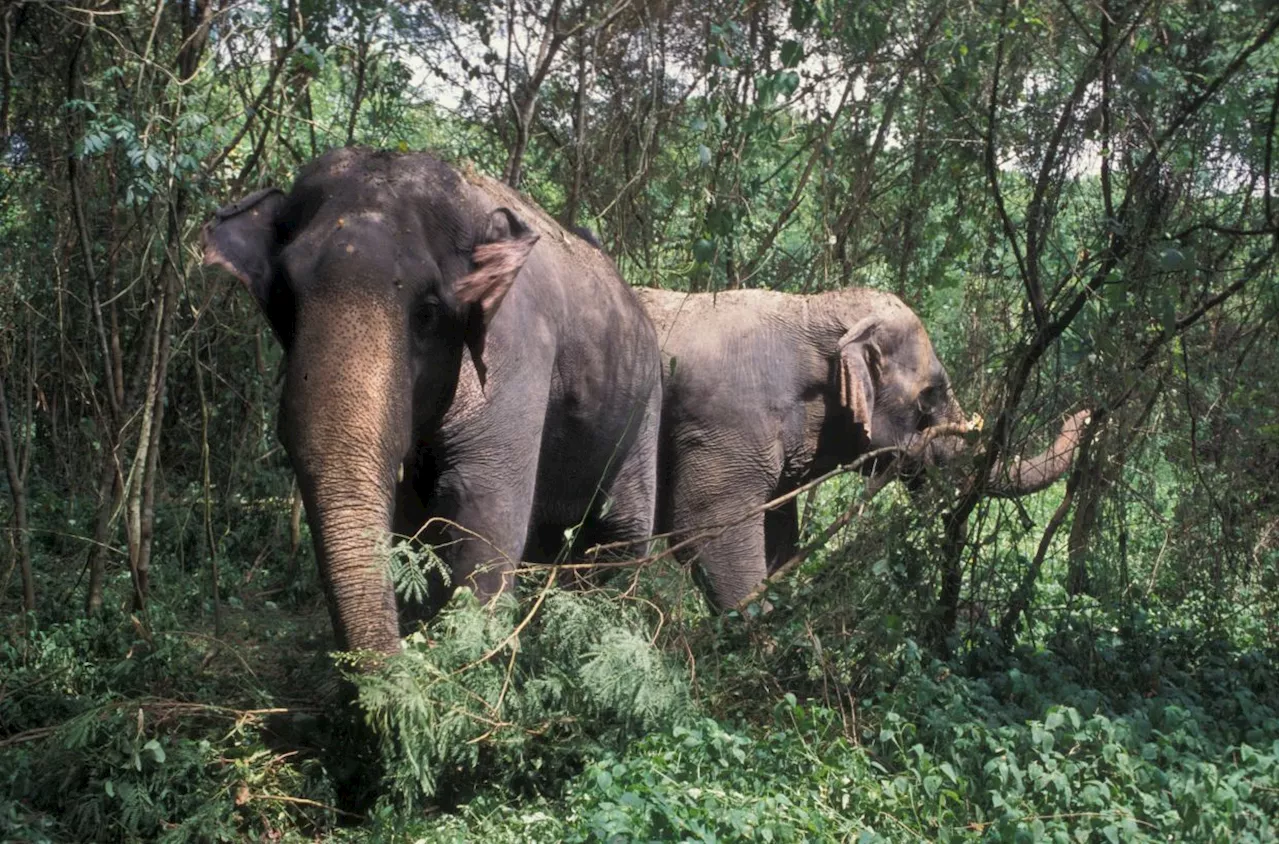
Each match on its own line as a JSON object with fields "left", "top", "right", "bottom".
{"left": 2, "top": 560, "right": 1273, "bottom": 841}
{"left": 348, "top": 586, "right": 692, "bottom": 812}
{"left": 0, "top": 606, "right": 339, "bottom": 842}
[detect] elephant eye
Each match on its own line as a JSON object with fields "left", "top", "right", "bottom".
{"left": 412, "top": 293, "right": 443, "bottom": 334}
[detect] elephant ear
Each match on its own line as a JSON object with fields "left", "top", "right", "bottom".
{"left": 835, "top": 317, "right": 879, "bottom": 439}
{"left": 457, "top": 207, "right": 540, "bottom": 388}
{"left": 201, "top": 188, "right": 286, "bottom": 305}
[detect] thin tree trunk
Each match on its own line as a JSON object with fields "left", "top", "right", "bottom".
{"left": 125, "top": 290, "right": 165, "bottom": 612}
{"left": 562, "top": 32, "right": 589, "bottom": 227}
{"left": 196, "top": 338, "right": 223, "bottom": 637}
{"left": 738, "top": 78, "right": 854, "bottom": 284}
{"left": 68, "top": 28, "right": 128, "bottom": 616}
{"left": 1065, "top": 449, "right": 1101, "bottom": 596}
{"left": 84, "top": 461, "right": 118, "bottom": 615}
{"left": 503, "top": 0, "right": 566, "bottom": 188}
{"left": 894, "top": 92, "right": 930, "bottom": 298}
{"left": 0, "top": 372, "right": 33, "bottom": 613}
{"left": 132, "top": 225, "right": 183, "bottom": 612}
{"left": 86, "top": 287, "right": 157, "bottom": 616}
{"left": 125, "top": 0, "right": 214, "bottom": 614}
{"left": 0, "top": 3, "right": 13, "bottom": 149}
{"left": 344, "top": 24, "right": 370, "bottom": 146}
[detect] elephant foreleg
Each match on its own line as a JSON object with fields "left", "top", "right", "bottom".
{"left": 430, "top": 462, "right": 540, "bottom": 604}
{"left": 764, "top": 497, "right": 799, "bottom": 576}
{"left": 676, "top": 510, "right": 767, "bottom": 611}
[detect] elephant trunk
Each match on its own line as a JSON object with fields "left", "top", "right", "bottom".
{"left": 305, "top": 487, "right": 401, "bottom": 653}
{"left": 919, "top": 393, "right": 1089, "bottom": 496}
{"left": 982, "top": 409, "right": 1090, "bottom": 496}
{"left": 282, "top": 297, "right": 411, "bottom": 654}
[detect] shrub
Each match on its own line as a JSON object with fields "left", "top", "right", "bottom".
{"left": 347, "top": 587, "right": 692, "bottom": 811}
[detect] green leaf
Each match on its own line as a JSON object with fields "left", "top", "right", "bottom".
{"left": 780, "top": 40, "right": 804, "bottom": 68}
{"left": 1158, "top": 246, "right": 1186, "bottom": 271}
{"left": 790, "top": 0, "right": 815, "bottom": 31}
{"left": 143, "top": 739, "right": 165, "bottom": 764}
{"left": 693, "top": 238, "right": 716, "bottom": 263}
{"left": 777, "top": 71, "right": 800, "bottom": 98}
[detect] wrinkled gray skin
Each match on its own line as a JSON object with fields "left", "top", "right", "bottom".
{"left": 637, "top": 288, "right": 1087, "bottom": 610}
{"left": 203, "top": 148, "right": 661, "bottom": 653}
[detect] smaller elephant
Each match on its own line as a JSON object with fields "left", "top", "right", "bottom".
{"left": 636, "top": 287, "right": 1088, "bottom": 610}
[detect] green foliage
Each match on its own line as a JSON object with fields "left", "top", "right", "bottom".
{"left": 383, "top": 535, "right": 451, "bottom": 605}
{"left": 860, "top": 626, "right": 1278, "bottom": 841}
{"left": 358, "top": 607, "right": 1277, "bottom": 842}
{"left": 0, "top": 609, "right": 338, "bottom": 842}
{"left": 347, "top": 588, "right": 691, "bottom": 811}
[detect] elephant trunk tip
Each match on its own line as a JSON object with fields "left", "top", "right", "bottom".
{"left": 988, "top": 407, "right": 1093, "bottom": 497}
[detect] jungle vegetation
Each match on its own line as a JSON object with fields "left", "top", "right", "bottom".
{"left": 0, "top": 0, "right": 1275, "bottom": 840}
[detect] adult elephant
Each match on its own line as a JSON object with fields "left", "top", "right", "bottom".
{"left": 636, "top": 287, "right": 1088, "bottom": 611}
{"left": 203, "top": 148, "right": 661, "bottom": 653}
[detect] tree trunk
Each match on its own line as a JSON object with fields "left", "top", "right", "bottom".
{"left": 124, "top": 290, "right": 165, "bottom": 612}
{"left": 132, "top": 224, "right": 183, "bottom": 612}
{"left": 562, "top": 32, "right": 589, "bottom": 227}
{"left": 0, "top": 372, "right": 33, "bottom": 613}
{"left": 196, "top": 337, "right": 223, "bottom": 637}
{"left": 344, "top": 22, "right": 370, "bottom": 146}
{"left": 918, "top": 405, "right": 1090, "bottom": 647}
{"left": 503, "top": 0, "right": 566, "bottom": 188}
{"left": 1065, "top": 450, "right": 1100, "bottom": 597}
{"left": 84, "top": 459, "right": 117, "bottom": 616}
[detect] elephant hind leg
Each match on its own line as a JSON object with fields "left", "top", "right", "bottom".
{"left": 570, "top": 452, "right": 660, "bottom": 592}
{"left": 665, "top": 435, "right": 776, "bottom": 610}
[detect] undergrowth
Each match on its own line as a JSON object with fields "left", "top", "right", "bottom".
{"left": 0, "top": 602, "right": 339, "bottom": 841}
{"left": 1, "top": 545, "right": 1274, "bottom": 841}
{"left": 359, "top": 611, "right": 1278, "bottom": 842}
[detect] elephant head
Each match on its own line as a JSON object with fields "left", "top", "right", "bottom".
{"left": 831, "top": 297, "right": 1087, "bottom": 495}
{"left": 201, "top": 149, "right": 538, "bottom": 653}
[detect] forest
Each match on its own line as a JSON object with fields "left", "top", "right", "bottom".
{"left": 0, "top": 0, "right": 1276, "bottom": 840}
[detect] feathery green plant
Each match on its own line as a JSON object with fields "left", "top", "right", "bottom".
{"left": 345, "top": 586, "right": 691, "bottom": 810}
